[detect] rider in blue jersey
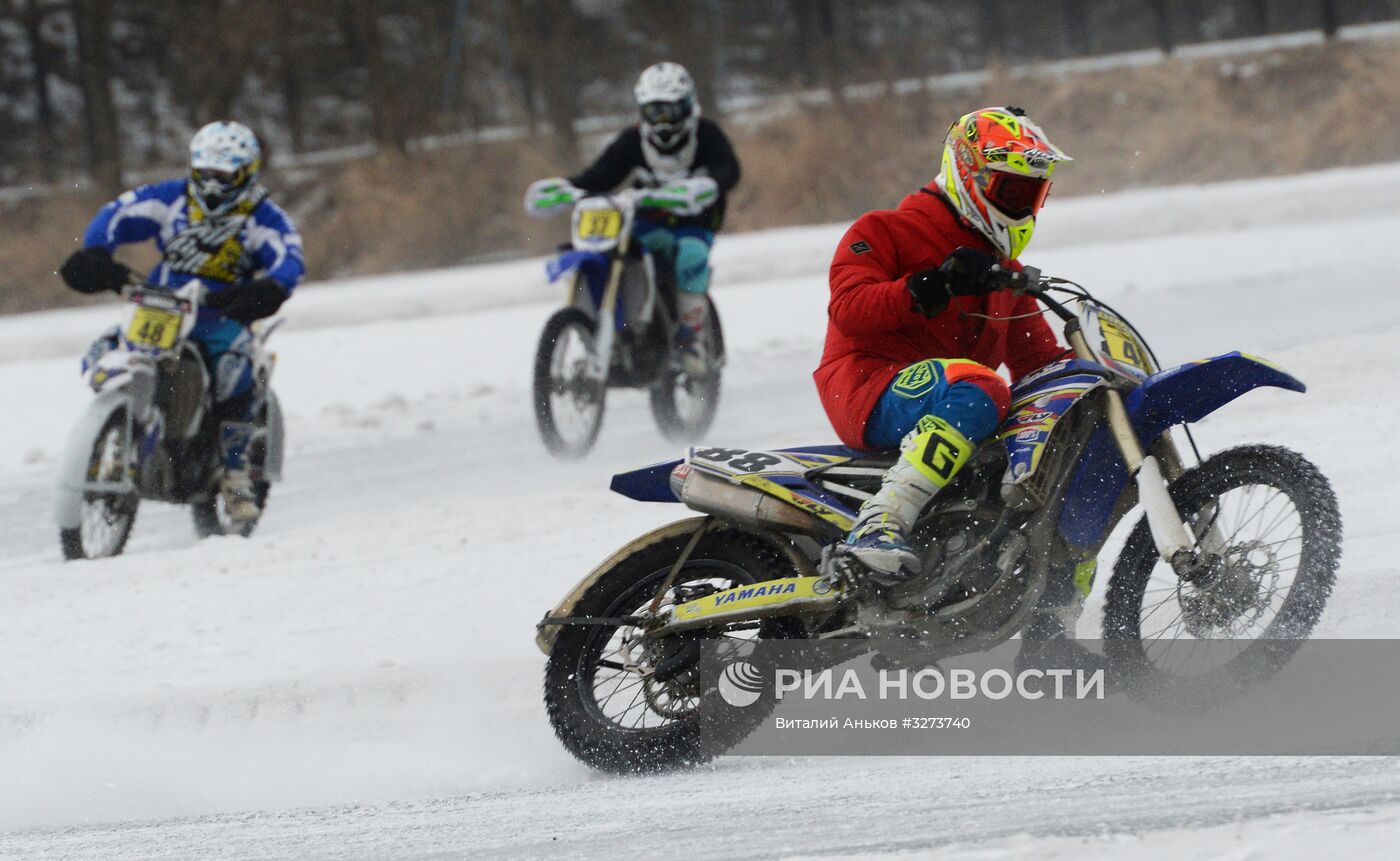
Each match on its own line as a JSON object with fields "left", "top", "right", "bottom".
{"left": 60, "top": 121, "right": 304, "bottom": 522}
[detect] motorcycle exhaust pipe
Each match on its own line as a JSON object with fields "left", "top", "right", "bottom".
{"left": 673, "top": 465, "right": 821, "bottom": 533}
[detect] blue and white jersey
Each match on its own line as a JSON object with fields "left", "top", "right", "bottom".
{"left": 83, "top": 179, "right": 305, "bottom": 296}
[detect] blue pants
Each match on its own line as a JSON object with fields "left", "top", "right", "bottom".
{"left": 632, "top": 221, "right": 714, "bottom": 295}
{"left": 191, "top": 315, "right": 255, "bottom": 411}
{"left": 864, "top": 359, "right": 1009, "bottom": 450}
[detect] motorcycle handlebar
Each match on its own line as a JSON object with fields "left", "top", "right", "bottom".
{"left": 988, "top": 263, "right": 1078, "bottom": 322}
{"left": 990, "top": 263, "right": 1043, "bottom": 296}
{"left": 121, "top": 279, "right": 208, "bottom": 305}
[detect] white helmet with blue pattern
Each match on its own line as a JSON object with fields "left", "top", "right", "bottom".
{"left": 189, "top": 121, "right": 262, "bottom": 214}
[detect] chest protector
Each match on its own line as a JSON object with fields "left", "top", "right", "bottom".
{"left": 165, "top": 186, "right": 267, "bottom": 284}
{"left": 639, "top": 134, "right": 699, "bottom": 185}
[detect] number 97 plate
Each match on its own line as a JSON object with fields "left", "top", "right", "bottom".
{"left": 576, "top": 209, "right": 622, "bottom": 240}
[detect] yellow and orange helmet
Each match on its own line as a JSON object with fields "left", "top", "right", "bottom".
{"left": 936, "top": 107, "right": 1071, "bottom": 259}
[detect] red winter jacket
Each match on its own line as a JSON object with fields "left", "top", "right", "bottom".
{"left": 814, "top": 188, "right": 1066, "bottom": 449}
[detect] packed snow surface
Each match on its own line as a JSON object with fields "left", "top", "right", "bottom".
{"left": 2, "top": 165, "right": 1398, "bottom": 858}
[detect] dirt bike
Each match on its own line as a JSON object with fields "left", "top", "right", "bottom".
{"left": 54, "top": 278, "right": 285, "bottom": 559}
{"left": 532, "top": 188, "right": 725, "bottom": 459}
{"left": 536, "top": 268, "right": 1342, "bottom": 772}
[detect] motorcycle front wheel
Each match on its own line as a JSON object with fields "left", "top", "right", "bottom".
{"left": 60, "top": 408, "right": 140, "bottom": 560}
{"left": 1104, "top": 444, "right": 1341, "bottom": 703}
{"left": 533, "top": 307, "right": 606, "bottom": 459}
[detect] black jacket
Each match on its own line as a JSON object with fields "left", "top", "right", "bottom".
{"left": 569, "top": 118, "right": 741, "bottom": 231}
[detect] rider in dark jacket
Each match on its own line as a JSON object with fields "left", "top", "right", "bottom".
{"left": 526, "top": 62, "right": 741, "bottom": 373}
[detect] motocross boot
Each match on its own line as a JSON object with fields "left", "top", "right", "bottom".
{"left": 218, "top": 421, "right": 260, "bottom": 523}
{"left": 838, "top": 415, "right": 975, "bottom": 585}
{"left": 676, "top": 292, "right": 710, "bottom": 376}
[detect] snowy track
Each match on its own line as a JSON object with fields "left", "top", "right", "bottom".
{"left": 3, "top": 167, "right": 1399, "bottom": 857}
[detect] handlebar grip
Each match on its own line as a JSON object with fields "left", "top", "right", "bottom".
{"left": 994, "top": 264, "right": 1042, "bottom": 295}
{"left": 1017, "top": 265, "right": 1043, "bottom": 293}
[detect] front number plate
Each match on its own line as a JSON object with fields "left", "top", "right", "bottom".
{"left": 576, "top": 208, "right": 622, "bottom": 240}
{"left": 126, "top": 306, "right": 181, "bottom": 349}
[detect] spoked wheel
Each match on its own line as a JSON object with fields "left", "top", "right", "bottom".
{"left": 60, "top": 410, "right": 140, "bottom": 560}
{"left": 544, "top": 526, "right": 801, "bottom": 773}
{"left": 534, "top": 307, "right": 606, "bottom": 459}
{"left": 650, "top": 297, "right": 724, "bottom": 443}
{"left": 1104, "top": 445, "right": 1341, "bottom": 703}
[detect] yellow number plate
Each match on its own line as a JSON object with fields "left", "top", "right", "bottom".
{"left": 126, "top": 306, "right": 181, "bottom": 349}
{"left": 576, "top": 209, "right": 622, "bottom": 240}
{"left": 1098, "top": 315, "right": 1151, "bottom": 372}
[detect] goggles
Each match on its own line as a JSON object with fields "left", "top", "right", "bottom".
{"left": 192, "top": 164, "right": 251, "bottom": 190}
{"left": 639, "top": 97, "right": 693, "bottom": 127}
{"left": 980, "top": 170, "right": 1051, "bottom": 220}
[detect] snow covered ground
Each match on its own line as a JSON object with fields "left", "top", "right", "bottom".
{"left": 2, "top": 165, "right": 1399, "bottom": 858}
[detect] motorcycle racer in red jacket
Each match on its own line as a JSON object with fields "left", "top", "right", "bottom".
{"left": 816, "top": 107, "right": 1071, "bottom": 587}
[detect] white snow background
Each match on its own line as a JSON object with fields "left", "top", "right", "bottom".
{"left": 1, "top": 165, "right": 1398, "bottom": 858}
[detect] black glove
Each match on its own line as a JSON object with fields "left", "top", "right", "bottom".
{"left": 60, "top": 248, "right": 133, "bottom": 294}
{"left": 940, "top": 246, "right": 1003, "bottom": 295}
{"left": 906, "top": 246, "right": 1006, "bottom": 317}
{"left": 204, "top": 278, "right": 288, "bottom": 325}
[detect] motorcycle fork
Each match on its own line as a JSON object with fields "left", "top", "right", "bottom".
{"left": 588, "top": 230, "right": 634, "bottom": 385}
{"left": 87, "top": 406, "right": 138, "bottom": 495}
{"left": 1066, "top": 325, "right": 1202, "bottom": 575}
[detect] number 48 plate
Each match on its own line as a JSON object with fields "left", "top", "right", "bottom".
{"left": 126, "top": 306, "right": 181, "bottom": 349}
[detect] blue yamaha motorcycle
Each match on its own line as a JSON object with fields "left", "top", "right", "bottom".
{"left": 537, "top": 270, "right": 1342, "bottom": 771}
{"left": 531, "top": 189, "right": 724, "bottom": 459}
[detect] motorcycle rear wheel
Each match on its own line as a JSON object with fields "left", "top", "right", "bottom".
{"left": 534, "top": 307, "right": 606, "bottom": 459}
{"left": 544, "top": 526, "right": 801, "bottom": 773}
{"left": 650, "top": 297, "right": 724, "bottom": 443}
{"left": 60, "top": 409, "right": 139, "bottom": 560}
{"left": 1104, "top": 444, "right": 1341, "bottom": 703}
{"left": 192, "top": 407, "right": 273, "bottom": 539}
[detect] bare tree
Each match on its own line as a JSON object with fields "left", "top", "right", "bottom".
{"left": 343, "top": 0, "right": 406, "bottom": 151}
{"left": 511, "top": 0, "right": 584, "bottom": 160}
{"left": 73, "top": 0, "right": 123, "bottom": 190}
{"left": 1150, "top": 0, "right": 1175, "bottom": 54}
{"left": 791, "top": 0, "right": 845, "bottom": 101}
{"left": 1321, "top": 0, "right": 1340, "bottom": 37}
{"left": 1062, "top": 0, "right": 1094, "bottom": 56}
{"left": 17, "top": 0, "right": 59, "bottom": 179}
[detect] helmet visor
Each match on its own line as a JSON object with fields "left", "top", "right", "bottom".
{"left": 192, "top": 164, "right": 252, "bottom": 191}
{"left": 639, "top": 96, "right": 693, "bottom": 127}
{"left": 982, "top": 171, "right": 1051, "bottom": 220}
{"left": 191, "top": 164, "right": 252, "bottom": 209}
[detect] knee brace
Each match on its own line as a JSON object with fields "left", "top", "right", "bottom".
{"left": 869, "top": 359, "right": 1010, "bottom": 450}
{"left": 674, "top": 236, "right": 711, "bottom": 295}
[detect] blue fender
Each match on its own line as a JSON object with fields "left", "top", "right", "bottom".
{"left": 545, "top": 249, "right": 609, "bottom": 284}
{"left": 1058, "top": 352, "right": 1306, "bottom": 548}
{"left": 546, "top": 250, "right": 620, "bottom": 329}
{"left": 611, "top": 459, "right": 685, "bottom": 502}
